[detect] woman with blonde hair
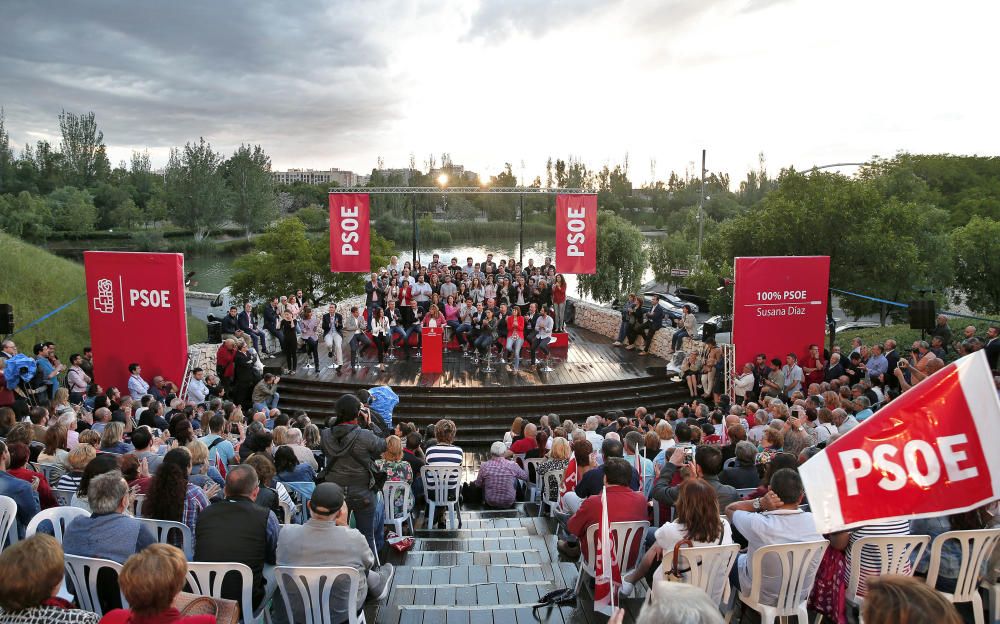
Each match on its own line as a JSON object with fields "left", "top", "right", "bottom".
{"left": 100, "top": 544, "right": 215, "bottom": 624}
{"left": 537, "top": 437, "right": 571, "bottom": 505}
{"left": 99, "top": 422, "right": 133, "bottom": 454}
{"left": 185, "top": 439, "right": 224, "bottom": 489}
{"left": 57, "top": 444, "right": 97, "bottom": 490}
{"left": 272, "top": 425, "right": 289, "bottom": 447}
{"left": 377, "top": 435, "right": 414, "bottom": 518}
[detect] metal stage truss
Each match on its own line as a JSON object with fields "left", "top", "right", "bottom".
{"left": 329, "top": 187, "right": 593, "bottom": 266}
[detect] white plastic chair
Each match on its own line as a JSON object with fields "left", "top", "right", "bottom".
{"left": 382, "top": 481, "right": 414, "bottom": 536}
{"left": 735, "top": 487, "right": 758, "bottom": 498}
{"left": 844, "top": 535, "right": 930, "bottom": 612}
{"left": 186, "top": 560, "right": 274, "bottom": 624}
{"left": 63, "top": 554, "right": 128, "bottom": 615}
{"left": 538, "top": 468, "right": 564, "bottom": 518}
{"left": 982, "top": 577, "right": 999, "bottom": 624}
{"left": 52, "top": 487, "right": 77, "bottom": 507}
{"left": 523, "top": 458, "right": 545, "bottom": 502}
{"left": 139, "top": 518, "right": 194, "bottom": 560}
{"left": 924, "top": 528, "right": 1000, "bottom": 624}
{"left": 421, "top": 465, "right": 463, "bottom": 529}
{"left": 660, "top": 542, "right": 741, "bottom": 609}
{"left": 274, "top": 565, "right": 367, "bottom": 624}
{"left": 284, "top": 482, "right": 316, "bottom": 524}
{"left": 25, "top": 506, "right": 89, "bottom": 541}
{"left": 737, "top": 540, "right": 829, "bottom": 624}
{"left": 131, "top": 493, "right": 146, "bottom": 517}
{"left": 576, "top": 520, "right": 650, "bottom": 594}
{"left": 278, "top": 499, "right": 296, "bottom": 524}
{"left": 35, "top": 462, "right": 65, "bottom": 485}
{"left": 723, "top": 457, "right": 737, "bottom": 470}
{"left": 0, "top": 495, "right": 17, "bottom": 549}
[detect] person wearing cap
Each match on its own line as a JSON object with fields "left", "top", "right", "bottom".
{"left": 276, "top": 482, "right": 394, "bottom": 621}
{"left": 473, "top": 442, "right": 528, "bottom": 509}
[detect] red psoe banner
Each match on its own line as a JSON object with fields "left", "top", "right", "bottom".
{"left": 732, "top": 256, "right": 830, "bottom": 370}
{"left": 800, "top": 351, "right": 1000, "bottom": 533}
{"left": 555, "top": 193, "right": 597, "bottom": 274}
{"left": 84, "top": 251, "right": 188, "bottom": 393}
{"left": 329, "top": 193, "right": 370, "bottom": 273}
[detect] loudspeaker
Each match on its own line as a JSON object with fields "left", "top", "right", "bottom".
{"left": 908, "top": 300, "right": 936, "bottom": 330}
{"left": 206, "top": 321, "right": 223, "bottom": 344}
{"left": 0, "top": 304, "right": 13, "bottom": 334}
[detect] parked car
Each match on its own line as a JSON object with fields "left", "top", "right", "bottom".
{"left": 646, "top": 291, "right": 699, "bottom": 314}
{"left": 673, "top": 286, "right": 709, "bottom": 313}
{"left": 640, "top": 292, "right": 683, "bottom": 323}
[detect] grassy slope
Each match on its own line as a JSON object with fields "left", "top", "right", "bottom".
{"left": 0, "top": 232, "right": 206, "bottom": 355}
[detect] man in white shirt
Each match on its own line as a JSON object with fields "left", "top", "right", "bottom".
{"left": 187, "top": 367, "right": 209, "bottom": 404}
{"left": 284, "top": 427, "right": 319, "bottom": 471}
{"left": 127, "top": 363, "right": 150, "bottom": 401}
{"left": 781, "top": 353, "right": 804, "bottom": 396}
{"left": 529, "top": 307, "right": 554, "bottom": 366}
{"left": 725, "top": 469, "right": 823, "bottom": 606}
{"left": 583, "top": 415, "right": 604, "bottom": 449}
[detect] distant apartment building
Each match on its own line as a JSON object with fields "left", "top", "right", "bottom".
{"left": 272, "top": 168, "right": 370, "bottom": 187}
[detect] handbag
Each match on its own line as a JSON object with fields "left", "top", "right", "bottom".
{"left": 662, "top": 527, "right": 727, "bottom": 582}
{"left": 174, "top": 591, "right": 239, "bottom": 624}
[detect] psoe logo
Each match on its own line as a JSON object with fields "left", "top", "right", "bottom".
{"left": 93, "top": 278, "right": 115, "bottom": 314}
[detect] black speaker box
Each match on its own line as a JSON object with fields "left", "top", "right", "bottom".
{"left": 908, "top": 300, "right": 936, "bottom": 330}
{"left": 0, "top": 304, "right": 13, "bottom": 334}
{"left": 206, "top": 321, "right": 223, "bottom": 343}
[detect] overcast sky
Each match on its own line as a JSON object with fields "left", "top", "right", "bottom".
{"left": 2, "top": 0, "right": 998, "bottom": 185}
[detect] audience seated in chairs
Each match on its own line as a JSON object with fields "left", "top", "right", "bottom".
{"left": 474, "top": 442, "right": 528, "bottom": 509}
{"left": 563, "top": 457, "right": 648, "bottom": 562}
{"left": 0, "top": 440, "right": 39, "bottom": 540}
{"left": 101, "top": 544, "right": 216, "bottom": 624}
{"left": 862, "top": 575, "right": 962, "bottom": 624}
{"left": 63, "top": 471, "right": 156, "bottom": 564}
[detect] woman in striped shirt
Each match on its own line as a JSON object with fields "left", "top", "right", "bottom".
{"left": 424, "top": 420, "right": 463, "bottom": 528}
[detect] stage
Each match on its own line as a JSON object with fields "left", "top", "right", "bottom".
{"left": 270, "top": 324, "right": 690, "bottom": 446}
{"left": 265, "top": 325, "right": 666, "bottom": 388}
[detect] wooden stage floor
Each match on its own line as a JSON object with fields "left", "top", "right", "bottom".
{"left": 265, "top": 325, "right": 668, "bottom": 388}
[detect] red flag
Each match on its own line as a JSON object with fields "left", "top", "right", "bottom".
{"left": 329, "top": 193, "right": 370, "bottom": 273}
{"left": 593, "top": 487, "right": 621, "bottom": 616}
{"left": 555, "top": 194, "right": 597, "bottom": 274}
{"left": 559, "top": 456, "right": 578, "bottom": 513}
{"left": 800, "top": 350, "right": 1000, "bottom": 533}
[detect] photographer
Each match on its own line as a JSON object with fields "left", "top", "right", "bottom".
{"left": 321, "top": 394, "right": 388, "bottom": 558}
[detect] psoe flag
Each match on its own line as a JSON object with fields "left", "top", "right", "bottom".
{"left": 800, "top": 350, "right": 1000, "bottom": 534}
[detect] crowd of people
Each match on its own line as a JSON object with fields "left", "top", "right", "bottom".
{"left": 217, "top": 253, "right": 569, "bottom": 376}
{"left": 1, "top": 303, "right": 998, "bottom": 623}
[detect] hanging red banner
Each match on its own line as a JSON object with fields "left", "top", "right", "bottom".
{"left": 329, "top": 193, "right": 370, "bottom": 273}
{"left": 800, "top": 351, "right": 1000, "bottom": 533}
{"left": 555, "top": 193, "right": 597, "bottom": 275}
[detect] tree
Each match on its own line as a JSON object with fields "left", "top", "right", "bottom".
{"left": 950, "top": 216, "right": 1000, "bottom": 314}
{"left": 223, "top": 144, "right": 278, "bottom": 239}
{"left": 163, "top": 138, "right": 231, "bottom": 240}
{"left": 0, "top": 191, "right": 51, "bottom": 241}
{"left": 58, "top": 110, "right": 109, "bottom": 187}
{"left": 576, "top": 211, "right": 647, "bottom": 304}
{"left": 110, "top": 198, "right": 143, "bottom": 229}
{"left": 128, "top": 150, "right": 160, "bottom": 211}
{"left": 229, "top": 217, "right": 392, "bottom": 306}
{"left": 649, "top": 232, "right": 695, "bottom": 285}
{"left": 47, "top": 186, "right": 97, "bottom": 233}
{"left": 0, "top": 109, "right": 13, "bottom": 194}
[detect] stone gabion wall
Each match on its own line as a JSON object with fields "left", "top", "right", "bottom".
{"left": 569, "top": 298, "right": 705, "bottom": 360}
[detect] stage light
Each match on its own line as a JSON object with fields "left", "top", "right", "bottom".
{"left": 437, "top": 173, "right": 449, "bottom": 187}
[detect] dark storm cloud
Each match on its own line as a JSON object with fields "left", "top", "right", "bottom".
{"left": 0, "top": 0, "right": 402, "bottom": 161}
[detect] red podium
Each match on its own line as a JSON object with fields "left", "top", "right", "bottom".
{"left": 421, "top": 326, "right": 443, "bottom": 374}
